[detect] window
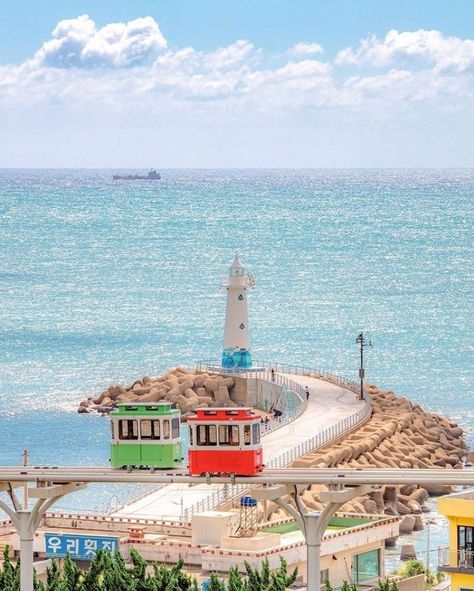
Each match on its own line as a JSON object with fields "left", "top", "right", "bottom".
{"left": 119, "top": 420, "right": 138, "bottom": 440}
{"left": 163, "top": 419, "right": 170, "bottom": 440}
{"left": 141, "top": 420, "right": 153, "bottom": 439}
{"left": 252, "top": 423, "right": 260, "bottom": 444}
{"left": 320, "top": 569, "right": 329, "bottom": 585}
{"left": 197, "top": 425, "right": 217, "bottom": 446}
{"left": 353, "top": 550, "right": 380, "bottom": 583}
{"left": 244, "top": 425, "right": 251, "bottom": 445}
{"left": 458, "top": 526, "right": 474, "bottom": 568}
{"left": 172, "top": 418, "right": 180, "bottom": 439}
{"left": 189, "top": 426, "right": 193, "bottom": 445}
{"left": 219, "top": 425, "right": 240, "bottom": 446}
{"left": 140, "top": 419, "right": 161, "bottom": 439}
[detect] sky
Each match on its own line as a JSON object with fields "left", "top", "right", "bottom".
{"left": 0, "top": 0, "right": 473, "bottom": 168}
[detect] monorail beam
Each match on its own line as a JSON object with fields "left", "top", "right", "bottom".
{"left": 0, "top": 468, "right": 474, "bottom": 487}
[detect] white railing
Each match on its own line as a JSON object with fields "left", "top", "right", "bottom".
{"left": 181, "top": 363, "right": 371, "bottom": 521}
{"left": 196, "top": 360, "right": 362, "bottom": 396}
{"left": 266, "top": 400, "right": 370, "bottom": 468}
{"left": 438, "top": 547, "right": 474, "bottom": 571}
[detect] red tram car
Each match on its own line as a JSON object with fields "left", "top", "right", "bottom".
{"left": 187, "top": 408, "right": 263, "bottom": 475}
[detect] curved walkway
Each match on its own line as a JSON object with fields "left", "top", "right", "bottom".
{"left": 112, "top": 374, "right": 365, "bottom": 520}
{"left": 262, "top": 374, "right": 364, "bottom": 464}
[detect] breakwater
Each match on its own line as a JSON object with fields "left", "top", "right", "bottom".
{"left": 288, "top": 386, "right": 468, "bottom": 537}
{"left": 78, "top": 367, "right": 237, "bottom": 416}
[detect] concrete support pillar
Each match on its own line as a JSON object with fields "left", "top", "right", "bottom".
{"left": 268, "top": 484, "right": 373, "bottom": 591}
{"left": 305, "top": 513, "right": 323, "bottom": 591}
{"left": 0, "top": 482, "right": 86, "bottom": 591}
{"left": 18, "top": 512, "right": 34, "bottom": 591}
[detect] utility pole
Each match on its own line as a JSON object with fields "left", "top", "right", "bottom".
{"left": 356, "top": 332, "right": 371, "bottom": 401}
{"left": 22, "top": 450, "right": 29, "bottom": 509}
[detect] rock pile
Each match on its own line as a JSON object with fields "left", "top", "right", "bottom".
{"left": 77, "top": 367, "right": 236, "bottom": 418}
{"left": 267, "top": 386, "right": 468, "bottom": 535}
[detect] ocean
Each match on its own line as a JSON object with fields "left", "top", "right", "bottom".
{"left": 0, "top": 168, "right": 472, "bottom": 565}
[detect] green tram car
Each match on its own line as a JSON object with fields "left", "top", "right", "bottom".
{"left": 110, "top": 402, "right": 182, "bottom": 469}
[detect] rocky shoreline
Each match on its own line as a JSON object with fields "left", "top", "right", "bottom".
{"left": 287, "top": 385, "right": 469, "bottom": 537}
{"left": 78, "top": 367, "right": 237, "bottom": 417}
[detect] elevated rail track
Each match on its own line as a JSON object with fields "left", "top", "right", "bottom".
{"left": 1, "top": 466, "right": 474, "bottom": 486}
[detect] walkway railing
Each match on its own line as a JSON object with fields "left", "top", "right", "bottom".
{"left": 267, "top": 400, "right": 370, "bottom": 468}
{"left": 196, "top": 360, "right": 361, "bottom": 395}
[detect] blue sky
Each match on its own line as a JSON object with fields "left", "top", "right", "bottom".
{"left": 0, "top": 0, "right": 473, "bottom": 167}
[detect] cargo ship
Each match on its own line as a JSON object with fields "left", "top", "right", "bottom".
{"left": 113, "top": 169, "right": 161, "bottom": 180}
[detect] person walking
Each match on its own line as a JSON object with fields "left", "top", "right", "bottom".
{"left": 271, "top": 368, "right": 275, "bottom": 382}
{"left": 305, "top": 386, "right": 310, "bottom": 400}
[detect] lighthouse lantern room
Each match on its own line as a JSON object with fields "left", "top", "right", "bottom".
{"left": 221, "top": 253, "right": 255, "bottom": 369}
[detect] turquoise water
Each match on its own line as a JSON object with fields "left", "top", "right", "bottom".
{"left": 0, "top": 169, "right": 473, "bottom": 532}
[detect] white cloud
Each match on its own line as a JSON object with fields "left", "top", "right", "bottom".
{"left": 335, "top": 29, "right": 474, "bottom": 73}
{"left": 290, "top": 42, "right": 324, "bottom": 56}
{"left": 203, "top": 40, "right": 256, "bottom": 69}
{"left": 0, "top": 17, "right": 472, "bottom": 114}
{"left": 33, "top": 15, "right": 167, "bottom": 68}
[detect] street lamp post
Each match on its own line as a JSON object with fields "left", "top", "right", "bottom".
{"left": 356, "top": 332, "right": 372, "bottom": 401}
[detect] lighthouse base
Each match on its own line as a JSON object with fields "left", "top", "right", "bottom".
{"left": 221, "top": 348, "right": 252, "bottom": 370}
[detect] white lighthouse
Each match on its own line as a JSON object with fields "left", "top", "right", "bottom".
{"left": 221, "top": 253, "right": 255, "bottom": 369}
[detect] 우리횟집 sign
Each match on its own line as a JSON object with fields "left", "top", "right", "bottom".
{"left": 44, "top": 533, "right": 120, "bottom": 560}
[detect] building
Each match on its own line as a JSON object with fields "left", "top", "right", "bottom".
{"left": 438, "top": 489, "right": 474, "bottom": 591}
{"left": 0, "top": 510, "right": 398, "bottom": 588}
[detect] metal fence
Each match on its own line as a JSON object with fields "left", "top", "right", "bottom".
{"left": 196, "top": 360, "right": 362, "bottom": 395}
{"left": 438, "top": 547, "right": 474, "bottom": 571}
{"left": 180, "top": 362, "right": 372, "bottom": 521}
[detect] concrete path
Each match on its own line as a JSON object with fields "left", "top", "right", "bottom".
{"left": 262, "top": 374, "right": 364, "bottom": 464}
{"left": 112, "top": 375, "right": 364, "bottom": 520}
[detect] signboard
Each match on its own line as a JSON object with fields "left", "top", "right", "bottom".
{"left": 44, "top": 533, "right": 120, "bottom": 560}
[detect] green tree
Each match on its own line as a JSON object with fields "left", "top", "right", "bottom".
{"left": 207, "top": 572, "right": 226, "bottom": 591}
{"left": 46, "top": 559, "right": 62, "bottom": 591}
{"left": 0, "top": 546, "right": 16, "bottom": 591}
{"left": 323, "top": 580, "right": 332, "bottom": 591}
{"left": 60, "top": 554, "right": 81, "bottom": 591}
{"left": 399, "top": 559, "right": 425, "bottom": 578}
{"left": 227, "top": 566, "right": 245, "bottom": 591}
{"left": 78, "top": 549, "right": 104, "bottom": 591}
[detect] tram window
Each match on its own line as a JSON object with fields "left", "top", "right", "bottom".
{"left": 111, "top": 422, "right": 115, "bottom": 440}
{"left": 172, "top": 418, "right": 180, "bottom": 439}
{"left": 252, "top": 423, "right": 260, "bottom": 444}
{"left": 219, "top": 425, "right": 240, "bottom": 446}
{"left": 197, "top": 425, "right": 217, "bottom": 446}
{"left": 189, "top": 426, "right": 193, "bottom": 445}
{"left": 153, "top": 420, "right": 161, "bottom": 439}
{"left": 163, "top": 419, "right": 170, "bottom": 440}
{"left": 244, "top": 425, "right": 251, "bottom": 445}
{"left": 119, "top": 420, "right": 138, "bottom": 440}
{"left": 141, "top": 420, "right": 153, "bottom": 439}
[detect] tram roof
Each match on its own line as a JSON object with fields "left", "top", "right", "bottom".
{"left": 110, "top": 402, "right": 180, "bottom": 416}
{"left": 187, "top": 407, "right": 260, "bottom": 422}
